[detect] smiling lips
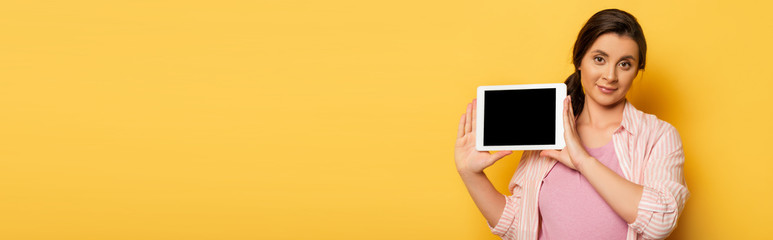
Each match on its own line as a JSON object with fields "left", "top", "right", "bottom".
{"left": 597, "top": 85, "right": 617, "bottom": 94}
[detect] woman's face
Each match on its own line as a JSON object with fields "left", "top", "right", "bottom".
{"left": 578, "top": 33, "right": 640, "bottom": 107}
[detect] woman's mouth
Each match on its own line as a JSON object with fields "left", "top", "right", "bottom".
{"left": 597, "top": 85, "right": 617, "bottom": 94}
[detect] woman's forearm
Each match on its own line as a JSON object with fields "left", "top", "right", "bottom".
{"left": 578, "top": 157, "right": 643, "bottom": 224}
{"left": 458, "top": 170, "right": 506, "bottom": 227}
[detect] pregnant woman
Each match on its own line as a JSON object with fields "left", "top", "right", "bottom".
{"left": 454, "top": 9, "right": 689, "bottom": 240}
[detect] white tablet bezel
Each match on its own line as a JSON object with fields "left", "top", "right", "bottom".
{"left": 476, "top": 83, "right": 567, "bottom": 151}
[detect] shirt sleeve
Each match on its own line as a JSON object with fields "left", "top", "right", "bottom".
{"left": 486, "top": 150, "right": 539, "bottom": 239}
{"left": 629, "top": 126, "right": 690, "bottom": 239}
{"left": 487, "top": 191, "right": 521, "bottom": 239}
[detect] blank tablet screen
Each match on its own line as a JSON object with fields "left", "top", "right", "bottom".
{"left": 483, "top": 88, "right": 555, "bottom": 146}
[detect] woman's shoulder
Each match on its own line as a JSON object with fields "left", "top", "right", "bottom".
{"left": 641, "top": 110, "right": 678, "bottom": 134}
{"left": 625, "top": 101, "right": 682, "bottom": 146}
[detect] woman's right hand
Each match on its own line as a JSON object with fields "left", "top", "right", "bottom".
{"left": 454, "top": 99, "right": 513, "bottom": 175}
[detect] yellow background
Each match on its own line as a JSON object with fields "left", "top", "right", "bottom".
{"left": 1, "top": 1, "right": 771, "bottom": 239}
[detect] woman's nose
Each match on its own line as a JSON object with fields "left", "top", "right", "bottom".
{"left": 604, "top": 66, "right": 618, "bottom": 82}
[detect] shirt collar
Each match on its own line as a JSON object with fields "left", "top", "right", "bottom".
{"left": 617, "top": 100, "right": 639, "bottom": 136}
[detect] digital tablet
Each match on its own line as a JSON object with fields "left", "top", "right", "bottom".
{"left": 476, "top": 83, "right": 567, "bottom": 151}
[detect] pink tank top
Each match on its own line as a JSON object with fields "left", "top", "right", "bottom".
{"left": 538, "top": 140, "right": 628, "bottom": 240}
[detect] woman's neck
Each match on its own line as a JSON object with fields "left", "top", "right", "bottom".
{"left": 577, "top": 97, "right": 626, "bottom": 130}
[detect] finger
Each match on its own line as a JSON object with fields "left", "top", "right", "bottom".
{"left": 540, "top": 150, "right": 559, "bottom": 160}
{"left": 564, "top": 97, "right": 574, "bottom": 129}
{"left": 567, "top": 96, "right": 577, "bottom": 130}
{"left": 465, "top": 102, "right": 472, "bottom": 134}
{"left": 487, "top": 150, "right": 513, "bottom": 164}
{"left": 457, "top": 113, "right": 466, "bottom": 138}
{"left": 568, "top": 95, "right": 575, "bottom": 119}
{"left": 471, "top": 98, "right": 477, "bottom": 132}
{"left": 563, "top": 97, "right": 572, "bottom": 132}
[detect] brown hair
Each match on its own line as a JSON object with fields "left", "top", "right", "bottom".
{"left": 565, "top": 9, "right": 647, "bottom": 116}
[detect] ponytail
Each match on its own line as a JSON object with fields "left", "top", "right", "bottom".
{"left": 564, "top": 71, "right": 584, "bottom": 117}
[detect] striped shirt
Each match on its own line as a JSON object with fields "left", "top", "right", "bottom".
{"left": 488, "top": 100, "right": 689, "bottom": 240}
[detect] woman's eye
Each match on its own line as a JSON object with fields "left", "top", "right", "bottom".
{"left": 594, "top": 57, "right": 604, "bottom": 63}
{"left": 619, "top": 62, "right": 631, "bottom": 69}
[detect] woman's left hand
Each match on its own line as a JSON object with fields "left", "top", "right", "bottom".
{"left": 540, "top": 96, "right": 592, "bottom": 171}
